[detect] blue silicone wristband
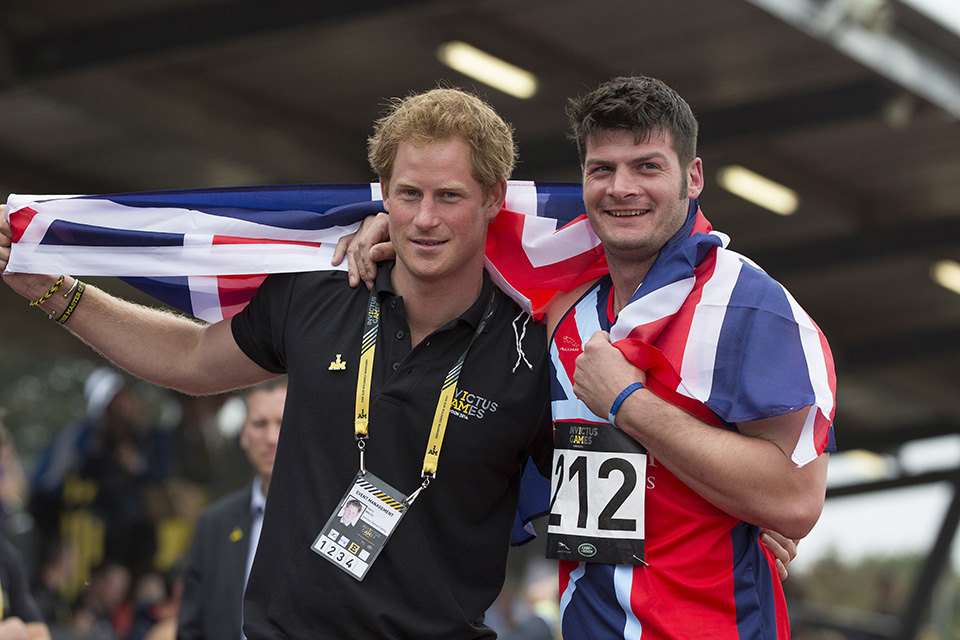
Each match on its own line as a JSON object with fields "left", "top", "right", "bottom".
{"left": 607, "top": 382, "right": 645, "bottom": 426}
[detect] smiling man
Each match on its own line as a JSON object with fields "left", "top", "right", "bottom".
{"left": 0, "top": 88, "right": 553, "bottom": 639}
{"left": 542, "top": 76, "right": 833, "bottom": 639}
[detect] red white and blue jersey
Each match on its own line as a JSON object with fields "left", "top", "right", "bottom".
{"left": 550, "top": 275, "right": 791, "bottom": 640}
{"left": 547, "top": 201, "right": 835, "bottom": 638}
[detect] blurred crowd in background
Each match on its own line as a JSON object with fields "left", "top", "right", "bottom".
{"left": 0, "top": 364, "right": 557, "bottom": 640}
{"left": 1, "top": 365, "right": 258, "bottom": 639}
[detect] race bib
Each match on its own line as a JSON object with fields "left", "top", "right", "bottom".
{"left": 546, "top": 421, "right": 647, "bottom": 565}
{"left": 312, "top": 471, "right": 408, "bottom": 581}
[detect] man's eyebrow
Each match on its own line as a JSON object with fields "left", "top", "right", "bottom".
{"left": 390, "top": 180, "right": 468, "bottom": 191}
{"left": 585, "top": 152, "right": 669, "bottom": 166}
{"left": 436, "top": 181, "right": 468, "bottom": 191}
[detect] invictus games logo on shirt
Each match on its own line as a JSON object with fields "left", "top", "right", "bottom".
{"left": 449, "top": 388, "right": 499, "bottom": 420}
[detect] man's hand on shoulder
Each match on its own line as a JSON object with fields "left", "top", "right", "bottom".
{"left": 331, "top": 212, "right": 393, "bottom": 289}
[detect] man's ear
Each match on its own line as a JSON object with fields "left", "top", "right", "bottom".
{"left": 379, "top": 180, "right": 391, "bottom": 212}
{"left": 484, "top": 179, "right": 507, "bottom": 222}
{"left": 687, "top": 158, "right": 704, "bottom": 199}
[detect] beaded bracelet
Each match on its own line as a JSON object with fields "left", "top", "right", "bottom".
{"left": 607, "top": 381, "right": 645, "bottom": 427}
{"left": 29, "top": 275, "right": 65, "bottom": 307}
{"left": 55, "top": 281, "right": 85, "bottom": 326}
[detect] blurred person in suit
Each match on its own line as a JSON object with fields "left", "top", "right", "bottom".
{"left": 176, "top": 378, "right": 285, "bottom": 640}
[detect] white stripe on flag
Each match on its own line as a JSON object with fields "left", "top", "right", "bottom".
{"left": 8, "top": 243, "right": 351, "bottom": 277}
{"left": 610, "top": 277, "right": 695, "bottom": 343}
{"left": 678, "top": 250, "right": 741, "bottom": 401}
{"left": 521, "top": 217, "right": 601, "bottom": 269}
{"left": 188, "top": 275, "right": 224, "bottom": 323}
{"left": 792, "top": 405, "right": 820, "bottom": 467}
{"left": 503, "top": 180, "right": 539, "bottom": 216}
{"left": 786, "top": 291, "right": 835, "bottom": 418}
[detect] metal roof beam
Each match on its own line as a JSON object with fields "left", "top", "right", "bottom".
{"left": 744, "top": 0, "right": 960, "bottom": 120}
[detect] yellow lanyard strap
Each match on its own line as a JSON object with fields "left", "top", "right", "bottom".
{"left": 354, "top": 294, "right": 379, "bottom": 439}
{"left": 354, "top": 289, "right": 497, "bottom": 477}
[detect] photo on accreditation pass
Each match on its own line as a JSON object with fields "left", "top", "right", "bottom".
{"left": 312, "top": 472, "right": 408, "bottom": 580}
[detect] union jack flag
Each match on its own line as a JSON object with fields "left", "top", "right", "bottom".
{"left": 6, "top": 182, "right": 591, "bottom": 321}
{"left": 6, "top": 183, "right": 835, "bottom": 468}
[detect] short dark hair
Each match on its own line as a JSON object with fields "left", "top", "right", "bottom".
{"left": 566, "top": 76, "right": 698, "bottom": 168}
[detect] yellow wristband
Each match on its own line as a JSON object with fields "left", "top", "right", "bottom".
{"left": 29, "top": 275, "right": 65, "bottom": 307}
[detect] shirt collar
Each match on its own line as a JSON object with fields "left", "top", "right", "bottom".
{"left": 373, "top": 263, "right": 496, "bottom": 333}
{"left": 250, "top": 475, "right": 267, "bottom": 516}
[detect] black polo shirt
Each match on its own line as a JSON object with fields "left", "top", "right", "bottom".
{"left": 232, "top": 265, "right": 552, "bottom": 639}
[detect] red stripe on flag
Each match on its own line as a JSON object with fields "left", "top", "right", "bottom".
{"left": 815, "top": 323, "right": 838, "bottom": 454}
{"left": 9, "top": 206, "right": 39, "bottom": 244}
{"left": 486, "top": 209, "right": 607, "bottom": 316}
{"left": 211, "top": 236, "right": 324, "bottom": 247}
{"left": 690, "top": 208, "right": 713, "bottom": 235}
{"left": 613, "top": 339, "right": 683, "bottom": 391}
{"left": 621, "top": 246, "right": 718, "bottom": 385}
{"left": 217, "top": 274, "right": 268, "bottom": 319}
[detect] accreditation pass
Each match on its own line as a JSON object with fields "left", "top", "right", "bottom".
{"left": 311, "top": 471, "right": 408, "bottom": 581}
{"left": 546, "top": 421, "right": 647, "bottom": 565}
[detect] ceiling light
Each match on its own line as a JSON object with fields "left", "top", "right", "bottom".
{"left": 930, "top": 259, "right": 960, "bottom": 295}
{"left": 716, "top": 165, "right": 799, "bottom": 215}
{"left": 841, "top": 450, "right": 891, "bottom": 481}
{"left": 437, "top": 41, "right": 538, "bottom": 100}
{"left": 899, "top": 0, "right": 960, "bottom": 38}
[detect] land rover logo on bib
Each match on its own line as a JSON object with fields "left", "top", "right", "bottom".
{"left": 578, "top": 543, "right": 597, "bottom": 557}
